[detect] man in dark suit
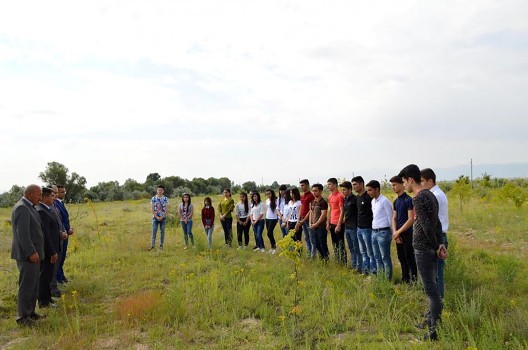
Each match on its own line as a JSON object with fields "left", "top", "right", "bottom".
{"left": 11, "top": 184, "right": 45, "bottom": 327}
{"left": 55, "top": 184, "right": 74, "bottom": 285}
{"left": 36, "top": 187, "right": 61, "bottom": 308}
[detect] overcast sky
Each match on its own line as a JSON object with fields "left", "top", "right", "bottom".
{"left": 1, "top": 1, "right": 527, "bottom": 192}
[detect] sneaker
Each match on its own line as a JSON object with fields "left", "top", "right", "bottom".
{"left": 237, "top": 246, "right": 242, "bottom": 250}
{"left": 183, "top": 246, "right": 188, "bottom": 250}
{"left": 270, "top": 249, "right": 276, "bottom": 255}
{"left": 159, "top": 246, "right": 163, "bottom": 250}
{"left": 148, "top": 246, "right": 154, "bottom": 251}
{"left": 260, "top": 248, "right": 265, "bottom": 253}
{"left": 253, "top": 247, "right": 260, "bottom": 252}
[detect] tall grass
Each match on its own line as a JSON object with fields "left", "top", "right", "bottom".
{"left": 0, "top": 195, "right": 527, "bottom": 349}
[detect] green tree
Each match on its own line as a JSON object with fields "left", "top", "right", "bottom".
{"left": 39, "top": 161, "right": 87, "bottom": 202}
{"left": 0, "top": 185, "right": 25, "bottom": 207}
{"left": 242, "top": 181, "right": 257, "bottom": 193}
{"left": 499, "top": 182, "right": 527, "bottom": 209}
{"left": 450, "top": 175, "right": 472, "bottom": 211}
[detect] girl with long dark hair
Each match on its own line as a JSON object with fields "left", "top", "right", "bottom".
{"left": 201, "top": 197, "right": 215, "bottom": 249}
{"left": 250, "top": 192, "right": 266, "bottom": 252}
{"left": 235, "top": 192, "right": 251, "bottom": 248}
{"left": 286, "top": 188, "right": 302, "bottom": 242}
{"left": 218, "top": 188, "right": 234, "bottom": 247}
{"left": 178, "top": 193, "right": 194, "bottom": 248}
{"left": 279, "top": 187, "right": 292, "bottom": 237}
{"left": 265, "top": 189, "right": 278, "bottom": 254}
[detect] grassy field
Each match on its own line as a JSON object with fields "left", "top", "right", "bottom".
{"left": 1, "top": 193, "right": 527, "bottom": 349}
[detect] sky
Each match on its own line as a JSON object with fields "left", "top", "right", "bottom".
{"left": 1, "top": 0, "right": 528, "bottom": 192}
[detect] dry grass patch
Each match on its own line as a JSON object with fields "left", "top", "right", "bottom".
{"left": 115, "top": 291, "right": 162, "bottom": 323}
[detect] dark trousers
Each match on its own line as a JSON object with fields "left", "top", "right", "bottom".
{"left": 57, "top": 237, "right": 68, "bottom": 282}
{"left": 329, "top": 224, "right": 347, "bottom": 265}
{"left": 312, "top": 225, "right": 329, "bottom": 260}
{"left": 16, "top": 260, "right": 40, "bottom": 319}
{"left": 396, "top": 230, "right": 417, "bottom": 283}
{"left": 236, "top": 218, "right": 250, "bottom": 246}
{"left": 221, "top": 218, "right": 233, "bottom": 246}
{"left": 38, "top": 257, "right": 55, "bottom": 306}
{"left": 266, "top": 219, "right": 278, "bottom": 249}
{"left": 288, "top": 221, "right": 302, "bottom": 242}
{"left": 415, "top": 249, "right": 442, "bottom": 332}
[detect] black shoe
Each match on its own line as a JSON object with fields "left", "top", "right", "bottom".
{"left": 51, "top": 290, "right": 62, "bottom": 298}
{"left": 148, "top": 246, "right": 154, "bottom": 251}
{"left": 17, "top": 317, "right": 37, "bottom": 327}
{"left": 30, "top": 312, "right": 47, "bottom": 320}
{"left": 422, "top": 330, "right": 438, "bottom": 341}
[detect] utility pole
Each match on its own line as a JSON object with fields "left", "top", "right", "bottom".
{"left": 470, "top": 158, "right": 473, "bottom": 189}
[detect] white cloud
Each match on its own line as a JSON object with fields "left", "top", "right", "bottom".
{"left": 1, "top": 0, "right": 528, "bottom": 191}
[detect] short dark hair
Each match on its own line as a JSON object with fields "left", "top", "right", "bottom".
{"left": 42, "top": 187, "right": 53, "bottom": 196}
{"left": 398, "top": 164, "right": 421, "bottom": 183}
{"left": 339, "top": 181, "right": 352, "bottom": 189}
{"left": 327, "top": 178, "right": 338, "bottom": 185}
{"left": 420, "top": 168, "right": 437, "bottom": 183}
{"left": 351, "top": 176, "right": 364, "bottom": 184}
{"left": 312, "top": 183, "right": 323, "bottom": 191}
{"left": 157, "top": 184, "right": 165, "bottom": 190}
{"left": 366, "top": 180, "right": 380, "bottom": 189}
{"left": 299, "top": 179, "right": 309, "bottom": 185}
{"left": 389, "top": 176, "right": 403, "bottom": 184}
{"left": 279, "top": 184, "right": 287, "bottom": 191}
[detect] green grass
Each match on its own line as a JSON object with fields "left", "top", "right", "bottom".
{"left": 1, "top": 195, "right": 527, "bottom": 349}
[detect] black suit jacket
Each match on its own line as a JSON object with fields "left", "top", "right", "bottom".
{"left": 36, "top": 203, "right": 61, "bottom": 258}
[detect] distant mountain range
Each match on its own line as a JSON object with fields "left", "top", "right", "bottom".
{"left": 434, "top": 162, "right": 528, "bottom": 181}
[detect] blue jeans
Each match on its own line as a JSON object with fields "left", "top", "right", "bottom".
{"left": 151, "top": 218, "right": 166, "bottom": 247}
{"left": 311, "top": 225, "right": 329, "bottom": 260}
{"left": 181, "top": 220, "right": 194, "bottom": 246}
{"left": 279, "top": 218, "right": 288, "bottom": 237}
{"left": 303, "top": 221, "right": 315, "bottom": 258}
{"left": 357, "top": 228, "right": 375, "bottom": 274}
{"left": 204, "top": 225, "right": 214, "bottom": 249}
{"left": 345, "top": 227, "right": 362, "bottom": 272}
{"left": 56, "top": 237, "right": 68, "bottom": 282}
{"left": 437, "top": 232, "right": 448, "bottom": 298}
{"left": 371, "top": 228, "right": 393, "bottom": 280}
{"left": 415, "top": 249, "right": 442, "bottom": 333}
{"left": 253, "top": 220, "right": 265, "bottom": 249}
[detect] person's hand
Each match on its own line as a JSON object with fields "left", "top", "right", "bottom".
{"left": 326, "top": 223, "right": 330, "bottom": 231}
{"left": 437, "top": 244, "right": 448, "bottom": 260}
{"left": 335, "top": 223, "right": 341, "bottom": 233}
{"left": 61, "top": 231, "right": 68, "bottom": 240}
{"left": 29, "top": 252, "right": 40, "bottom": 263}
{"left": 395, "top": 237, "right": 403, "bottom": 244}
{"left": 50, "top": 253, "right": 58, "bottom": 264}
{"left": 68, "top": 228, "right": 74, "bottom": 235}
{"left": 392, "top": 231, "right": 400, "bottom": 240}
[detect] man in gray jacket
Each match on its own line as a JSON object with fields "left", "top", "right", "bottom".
{"left": 11, "top": 184, "right": 45, "bottom": 326}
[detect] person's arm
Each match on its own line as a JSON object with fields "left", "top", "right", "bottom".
{"left": 392, "top": 208, "right": 399, "bottom": 239}
{"left": 163, "top": 200, "right": 169, "bottom": 219}
{"left": 326, "top": 199, "right": 332, "bottom": 230}
{"left": 151, "top": 200, "right": 156, "bottom": 219}
{"left": 384, "top": 200, "right": 394, "bottom": 231}
{"left": 211, "top": 208, "right": 215, "bottom": 225}
{"left": 202, "top": 208, "right": 207, "bottom": 227}
{"left": 335, "top": 197, "right": 344, "bottom": 232}
{"left": 188, "top": 204, "right": 194, "bottom": 219}
{"left": 14, "top": 205, "right": 39, "bottom": 260}
{"left": 255, "top": 204, "right": 264, "bottom": 222}
{"left": 314, "top": 209, "right": 328, "bottom": 228}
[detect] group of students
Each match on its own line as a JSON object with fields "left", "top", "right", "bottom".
{"left": 149, "top": 164, "right": 448, "bottom": 340}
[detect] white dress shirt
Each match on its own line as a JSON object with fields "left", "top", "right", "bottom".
{"left": 430, "top": 185, "right": 449, "bottom": 232}
{"left": 371, "top": 194, "right": 393, "bottom": 230}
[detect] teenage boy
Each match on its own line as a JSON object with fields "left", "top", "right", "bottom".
{"left": 340, "top": 181, "right": 361, "bottom": 272}
{"left": 390, "top": 176, "right": 417, "bottom": 283}
{"left": 308, "top": 183, "right": 329, "bottom": 260}
{"left": 150, "top": 185, "right": 169, "bottom": 250}
{"left": 326, "top": 178, "right": 346, "bottom": 265}
{"left": 352, "top": 176, "right": 375, "bottom": 274}
{"left": 421, "top": 168, "right": 449, "bottom": 299}
{"left": 297, "top": 179, "right": 315, "bottom": 258}
{"left": 366, "top": 180, "right": 393, "bottom": 280}
{"left": 398, "top": 164, "right": 447, "bottom": 341}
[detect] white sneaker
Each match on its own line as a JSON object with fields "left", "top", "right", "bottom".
{"left": 253, "top": 247, "right": 260, "bottom": 252}
{"left": 270, "top": 249, "right": 276, "bottom": 255}
{"left": 260, "top": 248, "right": 265, "bottom": 253}
{"left": 183, "top": 246, "right": 188, "bottom": 250}
{"left": 237, "top": 246, "right": 242, "bottom": 250}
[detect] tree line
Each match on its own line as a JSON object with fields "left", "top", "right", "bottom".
{"left": 1, "top": 162, "right": 527, "bottom": 208}
{"left": 0, "top": 162, "right": 291, "bottom": 207}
